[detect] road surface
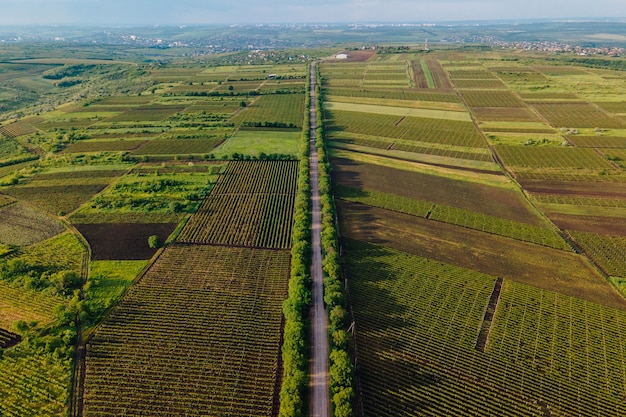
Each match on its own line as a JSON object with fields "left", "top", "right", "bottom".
{"left": 309, "top": 62, "right": 331, "bottom": 417}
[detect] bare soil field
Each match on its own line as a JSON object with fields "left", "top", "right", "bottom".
{"left": 547, "top": 214, "right": 626, "bottom": 235}
{"left": 520, "top": 179, "right": 626, "bottom": 198}
{"left": 75, "top": 223, "right": 177, "bottom": 260}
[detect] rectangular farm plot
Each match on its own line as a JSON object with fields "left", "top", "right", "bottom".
{"left": 0, "top": 202, "right": 66, "bottom": 246}
{"left": 337, "top": 200, "right": 626, "bottom": 309}
{"left": 328, "top": 110, "right": 486, "bottom": 148}
{"left": 177, "top": 160, "right": 297, "bottom": 249}
{"left": 323, "top": 88, "right": 461, "bottom": 103}
{"left": 471, "top": 107, "right": 541, "bottom": 122}
{"left": 495, "top": 145, "right": 616, "bottom": 171}
{"left": 76, "top": 223, "right": 177, "bottom": 260}
{"left": 83, "top": 245, "right": 289, "bottom": 417}
{"left": 344, "top": 239, "right": 626, "bottom": 417}
{"left": 108, "top": 105, "right": 185, "bottom": 122}
{"left": 2, "top": 169, "right": 126, "bottom": 215}
{"left": 530, "top": 102, "right": 625, "bottom": 129}
{"left": 330, "top": 157, "right": 543, "bottom": 224}
{"left": 131, "top": 138, "right": 224, "bottom": 155}
{"left": 460, "top": 90, "right": 525, "bottom": 107}
{"left": 482, "top": 279, "right": 626, "bottom": 416}
{"left": 231, "top": 93, "right": 305, "bottom": 128}
{"left": 567, "top": 136, "right": 626, "bottom": 148}
{"left": 61, "top": 139, "right": 147, "bottom": 153}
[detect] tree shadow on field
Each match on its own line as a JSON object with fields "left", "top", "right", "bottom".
{"left": 336, "top": 200, "right": 387, "bottom": 246}
{"left": 322, "top": 109, "right": 343, "bottom": 133}
{"left": 329, "top": 157, "right": 364, "bottom": 188}
{"left": 343, "top": 238, "right": 439, "bottom": 415}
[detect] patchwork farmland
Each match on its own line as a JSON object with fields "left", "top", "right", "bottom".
{"left": 0, "top": 57, "right": 306, "bottom": 417}
{"left": 2, "top": 36, "right": 626, "bottom": 417}
{"left": 320, "top": 49, "right": 626, "bottom": 417}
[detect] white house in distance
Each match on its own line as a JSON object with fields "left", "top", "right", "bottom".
{"left": 335, "top": 53, "right": 348, "bottom": 59}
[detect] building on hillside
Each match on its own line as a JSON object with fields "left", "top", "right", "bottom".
{"left": 335, "top": 53, "right": 348, "bottom": 59}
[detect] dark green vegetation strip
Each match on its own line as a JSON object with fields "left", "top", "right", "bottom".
{"left": 317, "top": 71, "right": 355, "bottom": 417}
{"left": 278, "top": 76, "right": 311, "bottom": 417}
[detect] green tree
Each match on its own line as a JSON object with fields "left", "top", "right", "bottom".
{"left": 148, "top": 235, "right": 162, "bottom": 249}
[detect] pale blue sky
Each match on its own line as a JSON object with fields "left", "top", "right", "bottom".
{"left": 0, "top": 0, "right": 623, "bottom": 25}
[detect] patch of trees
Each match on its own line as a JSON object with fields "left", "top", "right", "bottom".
{"left": 166, "top": 90, "right": 260, "bottom": 97}
{"left": 42, "top": 64, "right": 97, "bottom": 80}
{"left": 0, "top": 154, "right": 39, "bottom": 169}
{"left": 377, "top": 45, "right": 411, "bottom": 54}
{"left": 230, "top": 152, "right": 294, "bottom": 161}
{"left": 0, "top": 258, "right": 82, "bottom": 296}
{"left": 241, "top": 121, "right": 298, "bottom": 129}
{"left": 560, "top": 56, "right": 626, "bottom": 71}
{"left": 55, "top": 79, "right": 82, "bottom": 88}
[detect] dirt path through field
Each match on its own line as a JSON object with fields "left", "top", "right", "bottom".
{"left": 309, "top": 62, "right": 331, "bottom": 417}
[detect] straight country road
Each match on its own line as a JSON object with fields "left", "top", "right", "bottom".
{"left": 309, "top": 62, "right": 331, "bottom": 417}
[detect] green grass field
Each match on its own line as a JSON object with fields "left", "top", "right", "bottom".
{"left": 213, "top": 129, "right": 301, "bottom": 157}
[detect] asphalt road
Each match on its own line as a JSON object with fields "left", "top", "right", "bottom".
{"left": 309, "top": 62, "right": 331, "bottom": 417}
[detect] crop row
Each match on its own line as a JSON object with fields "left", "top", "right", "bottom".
{"left": 495, "top": 145, "right": 615, "bottom": 170}
{"left": 454, "top": 79, "right": 506, "bottom": 89}
{"left": 211, "top": 160, "right": 298, "bottom": 195}
{"left": 429, "top": 205, "right": 572, "bottom": 250}
{"left": 529, "top": 102, "right": 625, "bottom": 129}
{"left": 62, "top": 140, "right": 147, "bottom": 153}
{"left": 83, "top": 245, "right": 289, "bottom": 417}
{"left": 531, "top": 193, "right": 626, "bottom": 208}
{"left": 332, "top": 135, "right": 493, "bottom": 162}
{"left": 322, "top": 87, "right": 461, "bottom": 103}
{"left": 345, "top": 238, "right": 626, "bottom": 417}
{"left": 231, "top": 93, "right": 305, "bottom": 128}
{"left": 0, "top": 202, "right": 66, "bottom": 246}
{"left": 460, "top": 90, "right": 525, "bottom": 107}
{"left": 0, "top": 281, "right": 62, "bottom": 329}
{"left": 0, "top": 121, "right": 38, "bottom": 138}
{"left": 0, "top": 193, "right": 14, "bottom": 208}
{"left": 108, "top": 105, "right": 185, "bottom": 122}
{"left": 448, "top": 70, "right": 500, "bottom": 80}
{"left": 177, "top": 193, "right": 295, "bottom": 248}
{"left": 390, "top": 142, "right": 494, "bottom": 161}
{"left": 425, "top": 59, "right": 453, "bottom": 89}
{"left": 568, "top": 231, "right": 626, "bottom": 277}
{"left": 176, "top": 160, "right": 297, "bottom": 248}
{"left": 131, "top": 138, "right": 223, "bottom": 155}
{"left": 328, "top": 110, "right": 486, "bottom": 148}
{"left": 567, "top": 136, "right": 626, "bottom": 148}
{"left": 0, "top": 346, "right": 70, "bottom": 417}
{"left": 489, "top": 280, "right": 626, "bottom": 405}
{"left": 0, "top": 328, "right": 21, "bottom": 348}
